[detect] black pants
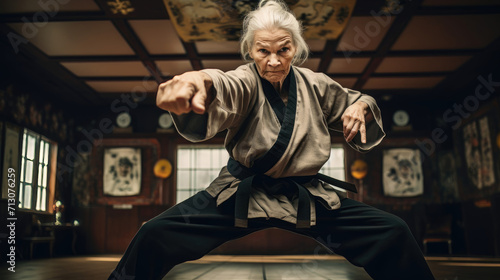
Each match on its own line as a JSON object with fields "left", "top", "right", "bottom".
{"left": 108, "top": 191, "right": 435, "bottom": 280}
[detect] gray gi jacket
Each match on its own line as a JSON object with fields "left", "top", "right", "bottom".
{"left": 172, "top": 63, "right": 385, "bottom": 226}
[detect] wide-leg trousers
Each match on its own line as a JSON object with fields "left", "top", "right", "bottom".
{"left": 108, "top": 191, "right": 435, "bottom": 280}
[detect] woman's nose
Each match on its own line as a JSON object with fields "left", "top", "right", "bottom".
{"left": 268, "top": 54, "right": 281, "bottom": 67}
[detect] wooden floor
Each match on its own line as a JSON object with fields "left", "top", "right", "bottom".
{"left": 1, "top": 254, "right": 500, "bottom": 280}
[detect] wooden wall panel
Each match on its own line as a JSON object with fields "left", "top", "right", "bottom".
{"left": 105, "top": 206, "right": 139, "bottom": 254}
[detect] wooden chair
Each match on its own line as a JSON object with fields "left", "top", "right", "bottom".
{"left": 422, "top": 205, "right": 453, "bottom": 255}
{"left": 20, "top": 219, "right": 55, "bottom": 259}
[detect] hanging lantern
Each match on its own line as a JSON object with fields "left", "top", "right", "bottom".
{"left": 350, "top": 159, "right": 368, "bottom": 180}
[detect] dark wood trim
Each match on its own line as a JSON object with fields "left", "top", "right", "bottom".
{"left": 110, "top": 19, "right": 162, "bottom": 83}
{"left": 181, "top": 42, "right": 203, "bottom": 70}
{"left": 317, "top": 39, "right": 340, "bottom": 73}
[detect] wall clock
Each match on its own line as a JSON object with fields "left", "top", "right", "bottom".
{"left": 116, "top": 112, "right": 131, "bottom": 128}
{"left": 392, "top": 110, "right": 410, "bottom": 127}
{"left": 158, "top": 113, "right": 173, "bottom": 129}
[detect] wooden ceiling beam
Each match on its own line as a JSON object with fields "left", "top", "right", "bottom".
{"left": 181, "top": 42, "right": 203, "bottom": 71}
{"left": 93, "top": 0, "right": 164, "bottom": 84}
{"left": 353, "top": 0, "right": 423, "bottom": 90}
{"left": 317, "top": 39, "right": 341, "bottom": 73}
{"left": 110, "top": 19, "right": 163, "bottom": 83}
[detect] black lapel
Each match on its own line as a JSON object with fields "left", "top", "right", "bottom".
{"left": 251, "top": 66, "right": 297, "bottom": 174}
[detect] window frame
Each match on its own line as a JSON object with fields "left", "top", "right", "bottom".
{"left": 175, "top": 144, "right": 228, "bottom": 203}
{"left": 18, "top": 128, "right": 56, "bottom": 213}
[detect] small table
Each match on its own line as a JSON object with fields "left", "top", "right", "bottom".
{"left": 41, "top": 223, "right": 79, "bottom": 255}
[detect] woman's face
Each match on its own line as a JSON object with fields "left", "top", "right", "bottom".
{"left": 249, "top": 28, "right": 296, "bottom": 86}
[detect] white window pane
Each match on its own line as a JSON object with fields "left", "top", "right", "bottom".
{"left": 18, "top": 183, "right": 24, "bottom": 208}
{"left": 23, "top": 184, "right": 32, "bottom": 209}
{"left": 177, "top": 170, "right": 190, "bottom": 188}
{"left": 195, "top": 170, "right": 212, "bottom": 188}
{"left": 177, "top": 149, "right": 190, "bottom": 168}
{"left": 38, "top": 164, "right": 43, "bottom": 186}
{"left": 25, "top": 160, "right": 33, "bottom": 184}
{"left": 211, "top": 170, "right": 220, "bottom": 180}
{"left": 219, "top": 150, "right": 229, "bottom": 166}
{"left": 36, "top": 186, "right": 42, "bottom": 210}
{"left": 195, "top": 149, "right": 211, "bottom": 168}
{"left": 22, "top": 133, "right": 27, "bottom": 156}
{"left": 44, "top": 142, "right": 50, "bottom": 163}
{"left": 27, "top": 135, "right": 36, "bottom": 160}
{"left": 41, "top": 189, "right": 47, "bottom": 211}
{"left": 20, "top": 158, "right": 25, "bottom": 183}
{"left": 211, "top": 149, "right": 221, "bottom": 167}
{"left": 39, "top": 141, "right": 44, "bottom": 163}
{"left": 43, "top": 166, "right": 48, "bottom": 186}
{"left": 329, "top": 169, "right": 345, "bottom": 180}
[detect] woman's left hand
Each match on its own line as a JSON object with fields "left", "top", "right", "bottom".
{"left": 341, "top": 101, "right": 370, "bottom": 143}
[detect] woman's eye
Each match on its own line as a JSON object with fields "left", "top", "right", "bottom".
{"left": 279, "top": 47, "right": 289, "bottom": 52}
{"left": 259, "top": 49, "right": 269, "bottom": 54}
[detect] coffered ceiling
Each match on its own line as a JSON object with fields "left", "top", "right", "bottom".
{"left": 1, "top": 0, "right": 499, "bottom": 107}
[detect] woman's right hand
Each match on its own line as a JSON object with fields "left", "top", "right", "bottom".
{"left": 156, "top": 71, "right": 213, "bottom": 115}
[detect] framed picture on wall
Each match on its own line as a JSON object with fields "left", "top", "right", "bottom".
{"left": 103, "top": 147, "right": 142, "bottom": 196}
{"left": 91, "top": 138, "right": 160, "bottom": 205}
{"left": 382, "top": 148, "right": 424, "bottom": 197}
{"left": 462, "top": 115, "right": 496, "bottom": 190}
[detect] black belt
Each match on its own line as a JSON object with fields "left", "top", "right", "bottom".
{"left": 227, "top": 158, "right": 357, "bottom": 229}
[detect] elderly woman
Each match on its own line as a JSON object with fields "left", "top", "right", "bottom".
{"left": 108, "top": 1, "right": 435, "bottom": 280}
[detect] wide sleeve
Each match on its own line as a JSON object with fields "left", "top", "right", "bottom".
{"left": 316, "top": 73, "right": 385, "bottom": 152}
{"left": 171, "top": 64, "right": 257, "bottom": 142}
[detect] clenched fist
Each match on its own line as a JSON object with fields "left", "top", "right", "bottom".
{"left": 156, "top": 71, "right": 213, "bottom": 115}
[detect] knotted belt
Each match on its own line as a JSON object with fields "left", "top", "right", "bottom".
{"left": 227, "top": 158, "right": 314, "bottom": 228}
{"left": 227, "top": 158, "right": 357, "bottom": 228}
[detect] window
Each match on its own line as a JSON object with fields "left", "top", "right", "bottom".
{"left": 319, "top": 144, "right": 345, "bottom": 180}
{"left": 176, "top": 144, "right": 346, "bottom": 202}
{"left": 176, "top": 145, "right": 228, "bottom": 203}
{"left": 19, "top": 129, "right": 56, "bottom": 211}
{"left": 319, "top": 144, "right": 346, "bottom": 192}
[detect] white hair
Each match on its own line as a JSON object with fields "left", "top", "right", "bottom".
{"left": 240, "top": 0, "right": 310, "bottom": 66}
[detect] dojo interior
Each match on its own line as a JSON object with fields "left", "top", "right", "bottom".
{"left": 0, "top": 0, "right": 500, "bottom": 279}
